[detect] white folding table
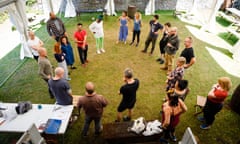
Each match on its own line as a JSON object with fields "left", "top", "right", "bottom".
{"left": 0, "top": 103, "right": 73, "bottom": 134}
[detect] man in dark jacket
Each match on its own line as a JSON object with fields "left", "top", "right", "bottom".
{"left": 161, "top": 27, "right": 180, "bottom": 74}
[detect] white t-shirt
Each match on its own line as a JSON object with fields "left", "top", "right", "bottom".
{"left": 89, "top": 21, "right": 104, "bottom": 38}
{"left": 27, "top": 36, "right": 41, "bottom": 56}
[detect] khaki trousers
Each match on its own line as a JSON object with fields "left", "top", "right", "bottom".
{"left": 165, "top": 54, "right": 175, "bottom": 73}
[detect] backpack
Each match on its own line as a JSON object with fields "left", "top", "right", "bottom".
{"left": 15, "top": 101, "right": 32, "bottom": 114}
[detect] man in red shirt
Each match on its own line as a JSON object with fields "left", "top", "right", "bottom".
{"left": 74, "top": 23, "right": 88, "bottom": 67}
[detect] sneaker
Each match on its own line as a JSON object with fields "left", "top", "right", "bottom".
{"left": 200, "top": 124, "right": 211, "bottom": 130}
{"left": 156, "top": 58, "right": 162, "bottom": 61}
{"left": 169, "top": 132, "right": 177, "bottom": 142}
{"left": 100, "top": 49, "right": 105, "bottom": 53}
{"left": 129, "top": 42, "right": 134, "bottom": 46}
{"left": 70, "top": 66, "right": 77, "bottom": 69}
{"left": 197, "top": 116, "right": 205, "bottom": 122}
{"left": 123, "top": 116, "right": 131, "bottom": 121}
{"left": 67, "top": 78, "right": 71, "bottom": 81}
{"left": 141, "top": 50, "right": 147, "bottom": 53}
{"left": 159, "top": 59, "right": 165, "bottom": 64}
{"left": 97, "top": 50, "right": 101, "bottom": 54}
{"left": 124, "top": 41, "right": 127, "bottom": 44}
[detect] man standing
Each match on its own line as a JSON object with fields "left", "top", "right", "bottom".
{"left": 161, "top": 27, "right": 180, "bottom": 74}
{"left": 77, "top": 82, "right": 108, "bottom": 137}
{"left": 27, "top": 31, "right": 44, "bottom": 61}
{"left": 180, "top": 37, "right": 196, "bottom": 69}
{"left": 116, "top": 68, "right": 140, "bottom": 122}
{"left": 74, "top": 23, "right": 88, "bottom": 67}
{"left": 48, "top": 67, "right": 73, "bottom": 105}
{"left": 38, "top": 47, "right": 53, "bottom": 98}
{"left": 47, "top": 12, "right": 66, "bottom": 42}
{"left": 141, "top": 15, "right": 163, "bottom": 55}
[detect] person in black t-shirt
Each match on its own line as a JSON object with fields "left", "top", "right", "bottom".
{"left": 141, "top": 15, "right": 163, "bottom": 55}
{"left": 180, "top": 37, "right": 196, "bottom": 69}
{"left": 116, "top": 68, "right": 140, "bottom": 122}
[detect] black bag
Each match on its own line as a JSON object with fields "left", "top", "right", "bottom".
{"left": 15, "top": 101, "right": 32, "bottom": 114}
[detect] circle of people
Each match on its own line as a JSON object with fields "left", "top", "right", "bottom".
{"left": 26, "top": 11, "right": 232, "bottom": 141}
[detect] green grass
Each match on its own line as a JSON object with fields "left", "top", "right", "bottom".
{"left": 218, "top": 32, "right": 239, "bottom": 46}
{"left": 216, "top": 16, "right": 232, "bottom": 27}
{"left": 0, "top": 11, "right": 240, "bottom": 144}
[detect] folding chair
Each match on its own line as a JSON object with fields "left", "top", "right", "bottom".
{"left": 194, "top": 95, "right": 207, "bottom": 116}
{"left": 16, "top": 124, "right": 46, "bottom": 144}
{"left": 179, "top": 127, "right": 197, "bottom": 144}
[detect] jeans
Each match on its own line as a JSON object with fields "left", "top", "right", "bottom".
{"left": 143, "top": 35, "right": 157, "bottom": 54}
{"left": 82, "top": 115, "right": 101, "bottom": 135}
{"left": 132, "top": 30, "right": 141, "bottom": 43}
{"left": 203, "top": 99, "right": 223, "bottom": 125}
{"left": 77, "top": 45, "right": 88, "bottom": 64}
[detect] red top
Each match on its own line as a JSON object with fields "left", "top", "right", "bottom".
{"left": 208, "top": 89, "right": 228, "bottom": 103}
{"left": 74, "top": 30, "right": 87, "bottom": 47}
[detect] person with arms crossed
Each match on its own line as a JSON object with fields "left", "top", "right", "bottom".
{"left": 180, "top": 36, "right": 196, "bottom": 69}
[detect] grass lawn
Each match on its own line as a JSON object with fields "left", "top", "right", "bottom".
{"left": 0, "top": 11, "right": 240, "bottom": 144}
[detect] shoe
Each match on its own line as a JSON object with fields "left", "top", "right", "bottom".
{"left": 67, "top": 78, "right": 71, "bottom": 81}
{"left": 123, "top": 116, "right": 131, "bottom": 121}
{"left": 200, "top": 124, "right": 211, "bottom": 130}
{"left": 97, "top": 50, "right": 101, "bottom": 54}
{"left": 129, "top": 42, "right": 134, "bottom": 46}
{"left": 114, "top": 120, "right": 120, "bottom": 122}
{"left": 100, "top": 49, "right": 105, "bottom": 53}
{"left": 95, "top": 125, "right": 103, "bottom": 136}
{"left": 135, "top": 43, "right": 139, "bottom": 47}
{"left": 160, "top": 67, "right": 168, "bottom": 70}
{"left": 170, "top": 135, "right": 177, "bottom": 142}
{"left": 156, "top": 58, "right": 162, "bottom": 61}
{"left": 159, "top": 59, "right": 165, "bottom": 64}
{"left": 197, "top": 116, "right": 205, "bottom": 122}
{"left": 141, "top": 50, "right": 147, "bottom": 53}
{"left": 124, "top": 41, "right": 127, "bottom": 44}
{"left": 70, "top": 66, "right": 77, "bottom": 69}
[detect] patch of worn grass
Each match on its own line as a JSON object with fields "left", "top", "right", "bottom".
{"left": 218, "top": 32, "right": 239, "bottom": 46}
{"left": 0, "top": 11, "right": 240, "bottom": 144}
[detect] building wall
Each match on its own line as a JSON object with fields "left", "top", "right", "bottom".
{"left": 72, "top": 0, "right": 177, "bottom": 12}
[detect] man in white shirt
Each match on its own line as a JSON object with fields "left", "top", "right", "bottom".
{"left": 27, "top": 31, "right": 44, "bottom": 61}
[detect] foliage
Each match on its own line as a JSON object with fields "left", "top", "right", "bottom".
{"left": 25, "top": 0, "right": 37, "bottom": 6}
{"left": 0, "top": 11, "right": 239, "bottom": 144}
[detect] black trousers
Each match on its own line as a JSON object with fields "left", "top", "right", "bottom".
{"left": 77, "top": 45, "right": 88, "bottom": 64}
{"left": 132, "top": 30, "right": 141, "bottom": 43}
{"left": 33, "top": 55, "right": 39, "bottom": 62}
{"left": 44, "top": 79, "right": 54, "bottom": 99}
{"left": 203, "top": 99, "right": 223, "bottom": 125}
{"left": 143, "top": 35, "right": 157, "bottom": 53}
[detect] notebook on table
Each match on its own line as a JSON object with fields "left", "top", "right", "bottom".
{"left": 44, "top": 119, "right": 62, "bottom": 134}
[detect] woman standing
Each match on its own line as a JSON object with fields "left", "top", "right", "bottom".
{"left": 89, "top": 15, "right": 105, "bottom": 54}
{"left": 53, "top": 42, "right": 70, "bottom": 80}
{"left": 129, "top": 12, "right": 142, "bottom": 47}
{"left": 162, "top": 91, "right": 187, "bottom": 142}
{"left": 60, "top": 36, "right": 76, "bottom": 69}
{"left": 116, "top": 11, "right": 130, "bottom": 44}
{"left": 198, "top": 77, "right": 232, "bottom": 129}
{"left": 157, "top": 22, "right": 171, "bottom": 64}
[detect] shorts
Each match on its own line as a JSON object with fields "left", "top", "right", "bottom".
{"left": 117, "top": 100, "right": 136, "bottom": 112}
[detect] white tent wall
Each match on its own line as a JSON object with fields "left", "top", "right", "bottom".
{"left": 1, "top": 0, "right": 32, "bottom": 60}
{"left": 104, "top": 0, "right": 117, "bottom": 16}
{"left": 145, "top": 0, "right": 155, "bottom": 15}
{"left": 42, "top": 0, "right": 62, "bottom": 19}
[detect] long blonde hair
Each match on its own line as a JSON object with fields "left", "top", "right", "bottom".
{"left": 135, "top": 12, "right": 142, "bottom": 20}
{"left": 218, "top": 77, "right": 232, "bottom": 91}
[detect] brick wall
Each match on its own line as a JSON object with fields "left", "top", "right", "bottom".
{"left": 71, "top": 0, "right": 177, "bottom": 12}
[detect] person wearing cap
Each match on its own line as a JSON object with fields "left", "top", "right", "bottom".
{"left": 116, "top": 68, "right": 140, "bottom": 122}
{"left": 166, "top": 57, "right": 186, "bottom": 92}
{"left": 89, "top": 15, "right": 105, "bottom": 54}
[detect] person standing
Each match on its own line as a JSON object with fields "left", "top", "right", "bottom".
{"left": 162, "top": 92, "right": 187, "bottom": 142}
{"left": 89, "top": 15, "right": 105, "bottom": 54}
{"left": 156, "top": 22, "right": 171, "bottom": 64}
{"left": 129, "top": 12, "right": 142, "bottom": 47}
{"left": 116, "top": 68, "right": 140, "bottom": 122}
{"left": 166, "top": 57, "right": 186, "bottom": 92}
{"left": 53, "top": 42, "right": 70, "bottom": 80}
{"left": 60, "top": 36, "right": 76, "bottom": 70}
{"left": 198, "top": 77, "right": 232, "bottom": 130}
{"left": 48, "top": 67, "right": 73, "bottom": 105}
{"left": 27, "top": 31, "right": 44, "bottom": 61}
{"left": 47, "top": 12, "right": 66, "bottom": 42}
{"left": 180, "top": 37, "right": 196, "bottom": 69}
{"left": 141, "top": 15, "right": 163, "bottom": 55}
{"left": 77, "top": 82, "right": 108, "bottom": 137}
{"left": 161, "top": 27, "right": 180, "bottom": 74}
{"left": 116, "top": 11, "right": 130, "bottom": 44}
{"left": 38, "top": 47, "right": 53, "bottom": 98}
{"left": 74, "top": 23, "right": 88, "bottom": 67}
